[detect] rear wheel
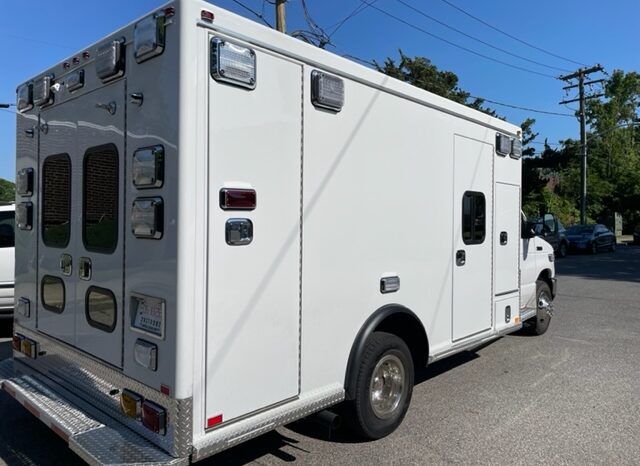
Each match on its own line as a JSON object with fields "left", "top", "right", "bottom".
{"left": 529, "top": 280, "right": 553, "bottom": 335}
{"left": 346, "top": 332, "right": 414, "bottom": 439}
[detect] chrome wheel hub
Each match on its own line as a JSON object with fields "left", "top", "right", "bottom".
{"left": 538, "top": 291, "right": 554, "bottom": 317}
{"left": 369, "top": 354, "right": 405, "bottom": 420}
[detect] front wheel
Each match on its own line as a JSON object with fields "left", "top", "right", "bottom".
{"left": 558, "top": 242, "right": 568, "bottom": 258}
{"left": 529, "top": 280, "right": 553, "bottom": 335}
{"left": 346, "top": 332, "right": 414, "bottom": 440}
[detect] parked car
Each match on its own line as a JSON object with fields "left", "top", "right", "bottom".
{"left": 0, "top": 203, "right": 15, "bottom": 320}
{"left": 634, "top": 225, "right": 640, "bottom": 245}
{"left": 533, "top": 213, "right": 569, "bottom": 258}
{"left": 566, "top": 224, "right": 616, "bottom": 253}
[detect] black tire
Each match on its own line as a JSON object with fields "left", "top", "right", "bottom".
{"left": 558, "top": 241, "right": 568, "bottom": 258}
{"left": 610, "top": 241, "right": 616, "bottom": 252}
{"left": 346, "top": 332, "right": 414, "bottom": 440}
{"left": 591, "top": 242, "right": 598, "bottom": 254}
{"left": 529, "top": 280, "right": 552, "bottom": 335}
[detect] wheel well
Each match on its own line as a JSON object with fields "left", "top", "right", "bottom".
{"left": 374, "top": 313, "right": 429, "bottom": 369}
{"left": 538, "top": 269, "right": 553, "bottom": 290}
{"left": 344, "top": 305, "right": 429, "bottom": 400}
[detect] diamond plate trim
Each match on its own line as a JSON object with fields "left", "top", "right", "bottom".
{"left": 70, "top": 428, "right": 188, "bottom": 466}
{"left": 0, "top": 359, "right": 187, "bottom": 466}
{"left": 12, "top": 324, "right": 193, "bottom": 457}
{"left": 192, "top": 383, "right": 345, "bottom": 461}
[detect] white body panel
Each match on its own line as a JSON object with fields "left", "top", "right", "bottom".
{"left": 206, "top": 44, "right": 302, "bottom": 422}
{"left": 495, "top": 183, "right": 520, "bottom": 295}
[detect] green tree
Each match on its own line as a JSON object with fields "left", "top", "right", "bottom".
{"left": 0, "top": 179, "right": 14, "bottom": 203}
{"left": 375, "top": 50, "right": 498, "bottom": 117}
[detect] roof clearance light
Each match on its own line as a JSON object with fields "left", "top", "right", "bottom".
{"left": 496, "top": 133, "right": 512, "bottom": 156}
{"left": 96, "top": 38, "right": 125, "bottom": 82}
{"left": 132, "top": 197, "right": 163, "bottom": 239}
{"left": 33, "top": 75, "right": 54, "bottom": 107}
{"left": 121, "top": 389, "right": 143, "bottom": 419}
{"left": 134, "top": 339, "right": 158, "bottom": 371}
{"left": 134, "top": 14, "right": 166, "bottom": 64}
{"left": 142, "top": 400, "right": 167, "bottom": 435}
{"left": 511, "top": 138, "right": 523, "bottom": 159}
{"left": 133, "top": 146, "right": 164, "bottom": 188}
{"left": 311, "top": 70, "right": 344, "bottom": 112}
{"left": 210, "top": 38, "right": 256, "bottom": 90}
{"left": 16, "top": 83, "right": 33, "bottom": 112}
{"left": 66, "top": 69, "right": 85, "bottom": 93}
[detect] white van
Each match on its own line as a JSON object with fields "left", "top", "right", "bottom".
{"left": 0, "top": 203, "right": 15, "bottom": 321}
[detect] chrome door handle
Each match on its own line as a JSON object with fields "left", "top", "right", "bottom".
{"left": 96, "top": 101, "right": 117, "bottom": 115}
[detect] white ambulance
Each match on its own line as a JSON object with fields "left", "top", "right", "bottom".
{"left": 3, "top": 1, "right": 555, "bottom": 464}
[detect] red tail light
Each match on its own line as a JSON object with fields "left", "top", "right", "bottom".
{"left": 219, "top": 188, "right": 257, "bottom": 210}
{"left": 12, "top": 335, "right": 23, "bottom": 351}
{"left": 142, "top": 400, "right": 167, "bottom": 435}
{"left": 207, "top": 414, "right": 223, "bottom": 429}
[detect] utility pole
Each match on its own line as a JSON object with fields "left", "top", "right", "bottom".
{"left": 559, "top": 65, "right": 605, "bottom": 224}
{"left": 276, "top": 0, "right": 286, "bottom": 33}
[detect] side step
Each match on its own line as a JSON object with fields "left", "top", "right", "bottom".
{"left": 0, "top": 359, "right": 187, "bottom": 466}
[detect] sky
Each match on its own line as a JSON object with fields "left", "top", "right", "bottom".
{"left": 1, "top": 0, "right": 639, "bottom": 181}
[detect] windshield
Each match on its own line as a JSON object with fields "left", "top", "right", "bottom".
{"left": 0, "top": 210, "right": 15, "bottom": 248}
{"left": 567, "top": 225, "right": 594, "bottom": 235}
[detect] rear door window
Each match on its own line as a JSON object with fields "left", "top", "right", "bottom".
{"left": 83, "top": 144, "right": 119, "bottom": 253}
{"left": 42, "top": 154, "right": 72, "bottom": 247}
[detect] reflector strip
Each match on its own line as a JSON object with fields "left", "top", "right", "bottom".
{"left": 51, "top": 424, "right": 70, "bottom": 442}
{"left": 207, "top": 414, "right": 223, "bottom": 428}
{"left": 23, "top": 401, "right": 41, "bottom": 418}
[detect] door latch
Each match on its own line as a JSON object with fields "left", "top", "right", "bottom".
{"left": 456, "top": 249, "right": 466, "bottom": 266}
{"left": 79, "top": 257, "right": 92, "bottom": 280}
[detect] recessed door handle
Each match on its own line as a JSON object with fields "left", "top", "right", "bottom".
{"left": 500, "top": 231, "right": 508, "bottom": 245}
{"left": 456, "top": 249, "right": 466, "bottom": 266}
{"left": 536, "top": 246, "right": 543, "bottom": 251}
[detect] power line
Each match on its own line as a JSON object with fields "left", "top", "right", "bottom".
{"left": 229, "top": 0, "right": 273, "bottom": 27}
{"left": 437, "top": 0, "right": 587, "bottom": 67}
{"left": 329, "top": 0, "right": 379, "bottom": 38}
{"left": 395, "top": 0, "right": 570, "bottom": 73}
{"left": 339, "top": 52, "right": 570, "bottom": 118}
{"left": 469, "top": 96, "right": 574, "bottom": 117}
{"left": 358, "top": 0, "right": 557, "bottom": 79}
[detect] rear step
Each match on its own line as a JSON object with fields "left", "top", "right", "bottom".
{"left": 0, "top": 359, "right": 187, "bottom": 466}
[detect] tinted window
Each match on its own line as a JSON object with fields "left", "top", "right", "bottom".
{"left": 42, "top": 154, "right": 71, "bottom": 247}
{"left": 462, "top": 191, "right": 486, "bottom": 245}
{"left": 86, "top": 287, "right": 117, "bottom": 332}
{"left": 0, "top": 211, "right": 14, "bottom": 248}
{"left": 568, "top": 225, "right": 594, "bottom": 235}
{"left": 42, "top": 275, "right": 65, "bottom": 313}
{"left": 83, "top": 145, "right": 119, "bottom": 253}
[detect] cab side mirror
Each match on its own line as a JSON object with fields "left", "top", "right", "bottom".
{"left": 522, "top": 222, "right": 536, "bottom": 239}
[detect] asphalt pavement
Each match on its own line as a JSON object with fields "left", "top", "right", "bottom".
{"left": 1, "top": 244, "right": 639, "bottom": 465}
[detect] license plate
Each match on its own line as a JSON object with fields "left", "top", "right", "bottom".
{"left": 131, "top": 294, "right": 165, "bottom": 338}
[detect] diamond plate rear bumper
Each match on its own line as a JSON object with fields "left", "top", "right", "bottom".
{"left": 0, "top": 359, "right": 188, "bottom": 466}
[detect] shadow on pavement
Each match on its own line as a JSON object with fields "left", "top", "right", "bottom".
{"left": 556, "top": 245, "right": 640, "bottom": 283}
